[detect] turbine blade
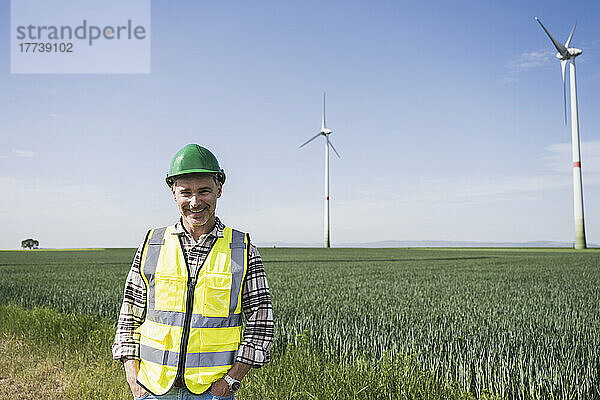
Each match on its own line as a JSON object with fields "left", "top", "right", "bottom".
{"left": 322, "top": 92, "right": 327, "bottom": 131}
{"left": 561, "top": 59, "right": 568, "bottom": 125}
{"left": 565, "top": 22, "right": 577, "bottom": 48}
{"left": 299, "top": 132, "right": 322, "bottom": 148}
{"left": 535, "top": 17, "right": 569, "bottom": 57}
{"left": 327, "top": 138, "right": 341, "bottom": 158}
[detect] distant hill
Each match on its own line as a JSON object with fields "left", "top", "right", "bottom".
{"left": 257, "top": 240, "right": 600, "bottom": 248}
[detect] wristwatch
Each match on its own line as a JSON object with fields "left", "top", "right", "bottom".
{"left": 223, "top": 374, "right": 241, "bottom": 393}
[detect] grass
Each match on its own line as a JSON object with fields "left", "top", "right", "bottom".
{"left": 1, "top": 247, "right": 599, "bottom": 399}
{"left": 0, "top": 305, "right": 129, "bottom": 400}
{"left": 0, "top": 304, "right": 470, "bottom": 400}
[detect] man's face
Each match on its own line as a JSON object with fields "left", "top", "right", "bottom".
{"left": 171, "top": 174, "right": 222, "bottom": 232}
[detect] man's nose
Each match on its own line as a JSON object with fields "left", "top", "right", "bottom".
{"left": 190, "top": 196, "right": 199, "bottom": 207}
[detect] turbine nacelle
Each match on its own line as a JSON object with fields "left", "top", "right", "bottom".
{"left": 321, "top": 128, "right": 332, "bottom": 135}
{"left": 556, "top": 48, "right": 582, "bottom": 60}
{"left": 568, "top": 48, "right": 582, "bottom": 57}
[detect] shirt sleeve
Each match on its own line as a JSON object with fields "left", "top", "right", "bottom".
{"left": 236, "top": 243, "right": 274, "bottom": 367}
{"left": 112, "top": 239, "right": 148, "bottom": 361}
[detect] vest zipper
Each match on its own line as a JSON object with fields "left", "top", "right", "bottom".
{"left": 175, "top": 274, "right": 197, "bottom": 384}
{"left": 174, "top": 236, "right": 216, "bottom": 387}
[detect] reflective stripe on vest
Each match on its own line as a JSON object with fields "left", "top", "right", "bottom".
{"left": 136, "top": 225, "right": 248, "bottom": 396}
{"left": 139, "top": 344, "right": 237, "bottom": 368}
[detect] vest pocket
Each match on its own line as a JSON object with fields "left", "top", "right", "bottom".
{"left": 154, "top": 275, "right": 187, "bottom": 312}
{"left": 203, "top": 272, "right": 232, "bottom": 317}
{"left": 138, "top": 322, "right": 173, "bottom": 366}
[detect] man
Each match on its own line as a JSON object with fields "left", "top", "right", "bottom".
{"left": 113, "top": 144, "right": 274, "bottom": 400}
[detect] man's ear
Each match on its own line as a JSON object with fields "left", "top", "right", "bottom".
{"left": 171, "top": 185, "right": 177, "bottom": 201}
{"left": 216, "top": 183, "right": 223, "bottom": 198}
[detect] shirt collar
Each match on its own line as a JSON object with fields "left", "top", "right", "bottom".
{"left": 172, "top": 216, "right": 225, "bottom": 239}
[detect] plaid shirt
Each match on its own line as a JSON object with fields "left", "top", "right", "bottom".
{"left": 112, "top": 217, "right": 274, "bottom": 367}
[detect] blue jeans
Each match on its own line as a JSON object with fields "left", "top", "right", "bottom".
{"left": 135, "top": 387, "right": 235, "bottom": 400}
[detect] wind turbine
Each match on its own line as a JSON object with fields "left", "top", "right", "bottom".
{"left": 299, "top": 92, "right": 341, "bottom": 248}
{"left": 535, "top": 17, "right": 586, "bottom": 249}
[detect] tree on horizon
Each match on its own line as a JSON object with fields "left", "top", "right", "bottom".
{"left": 21, "top": 238, "right": 39, "bottom": 249}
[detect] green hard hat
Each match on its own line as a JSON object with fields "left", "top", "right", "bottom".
{"left": 166, "top": 144, "right": 226, "bottom": 187}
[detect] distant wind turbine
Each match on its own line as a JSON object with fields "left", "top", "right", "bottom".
{"left": 535, "top": 17, "right": 587, "bottom": 249}
{"left": 299, "top": 92, "right": 341, "bottom": 248}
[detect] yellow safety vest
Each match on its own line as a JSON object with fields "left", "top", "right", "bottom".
{"left": 135, "top": 225, "right": 249, "bottom": 395}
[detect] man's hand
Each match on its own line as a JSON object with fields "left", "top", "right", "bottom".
{"left": 123, "top": 358, "right": 147, "bottom": 399}
{"left": 209, "top": 362, "right": 252, "bottom": 397}
{"left": 210, "top": 378, "right": 234, "bottom": 397}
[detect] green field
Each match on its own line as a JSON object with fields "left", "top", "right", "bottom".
{"left": 1, "top": 247, "right": 599, "bottom": 399}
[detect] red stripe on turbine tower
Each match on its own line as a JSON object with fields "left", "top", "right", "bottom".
{"left": 574, "top": 161, "right": 581, "bottom": 168}
{"left": 326, "top": 196, "right": 329, "bottom": 200}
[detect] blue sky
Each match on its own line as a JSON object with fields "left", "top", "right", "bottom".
{"left": 1, "top": 0, "right": 600, "bottom": 248}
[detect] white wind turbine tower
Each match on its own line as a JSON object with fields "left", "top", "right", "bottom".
{"left": 299, "top": 92, "right": 341, "bottom": 248}
{"left": 535, "top": 17, "right": 587, "bottom": 249}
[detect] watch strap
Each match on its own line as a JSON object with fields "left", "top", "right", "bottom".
{"left": 223, "top": 374, "right": 241, "bottom": 392}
